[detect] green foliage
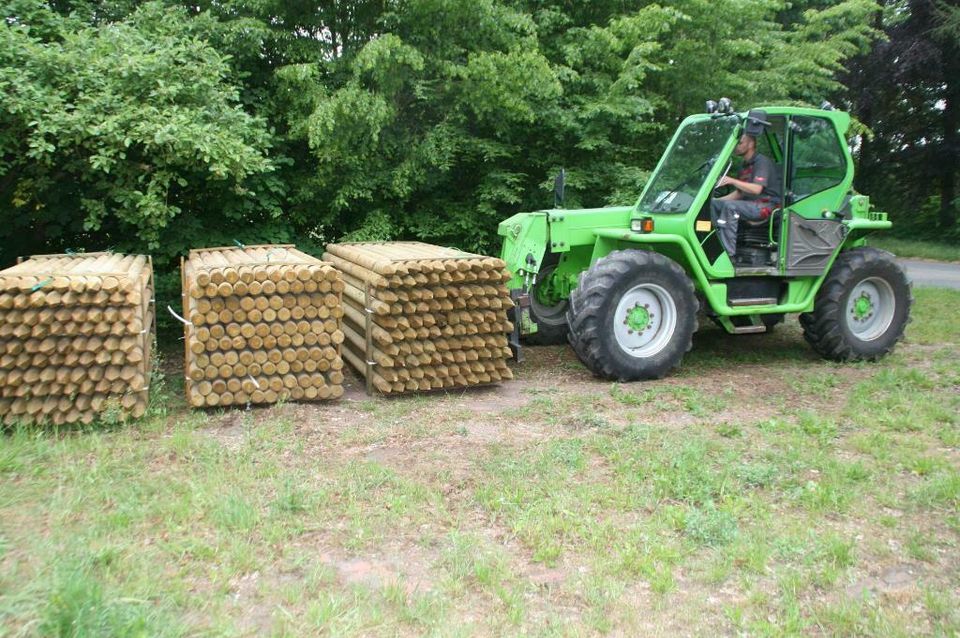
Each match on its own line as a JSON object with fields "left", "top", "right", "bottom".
{"left": 0, "top": 0, "right": 892, "bottom": 269}
{"left": 846, "top": 0, "right": 960, "bottom": 239}
{"left": 0, "top": 2, "right": 277, "bottom": 264}
{"left": 279, "top": 0, "right": 566, "bottom": 252}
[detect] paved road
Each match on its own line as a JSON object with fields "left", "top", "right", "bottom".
{"left": 901, "top": 259, "right": 960, "bottom": 290}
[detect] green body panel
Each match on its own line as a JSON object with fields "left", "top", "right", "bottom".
{"left": 499, "top": 211, "right": 549, "bottom": 291}
{"left": 497, "top": 106, "right": 892, "bottom": 333}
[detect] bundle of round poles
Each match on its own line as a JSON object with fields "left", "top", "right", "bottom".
{"left": 181, "top": 245, "right": 345, "bottom": 407}
{"left": 323, "top": 242, "right": 514, "bottom": 394}
{"left": 0, "top": 252, "right": 154, "bottom": 425}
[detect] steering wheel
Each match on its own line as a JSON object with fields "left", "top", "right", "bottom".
{"left": 712, "top": 160, "right": 732, "bottom": 197}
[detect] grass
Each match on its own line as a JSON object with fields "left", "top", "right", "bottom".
{"left": 683, "top": 502, "right": 739, "bottom": 546}
{"left": 1, "top": 288, "right": 959, "bottom": 635}
{"left": 868, "top": 236, "right": 960, "bottom": 262}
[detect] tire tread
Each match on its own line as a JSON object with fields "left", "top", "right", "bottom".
{"left": 566, "top": 250, "right": 698, "bottom": 380}
{"left": 800, "top": 247, "right": 912, "bottom": 361}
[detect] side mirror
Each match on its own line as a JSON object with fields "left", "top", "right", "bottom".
{"left": 554, "top": 168, "right": 566, "bottom": 208}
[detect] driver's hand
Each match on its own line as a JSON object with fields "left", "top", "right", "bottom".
{"left": 716, "top": 175, "right": 734, "bottom": 188}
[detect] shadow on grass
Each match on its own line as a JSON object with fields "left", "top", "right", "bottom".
{"left": 683, "top": 319, "right": 820, "bottom": 372}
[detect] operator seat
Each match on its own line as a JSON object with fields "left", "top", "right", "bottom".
{"left": 735, "top": 210, "right": 780, "bottom": 266}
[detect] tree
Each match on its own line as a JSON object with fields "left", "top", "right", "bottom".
{"left": 0, "top": 0, "right": 893, "bottom": 268}
{"left": 277, "top": 0, "right": 565, "bottom": 252}
{"left": 0, "top": 1, "right": 278, "bottom": 265}
{"left": 844, "top": 0, "right": 960, "bottom": 239}
{"left": 277, "top": 0, "right": 883, "bottom": 252}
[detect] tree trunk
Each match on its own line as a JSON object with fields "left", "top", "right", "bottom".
{"left": 939, "top": 51, "right": 959, "bottom": 234}
{"left": 854, "top": 4, "right": 887, "bottom": 196}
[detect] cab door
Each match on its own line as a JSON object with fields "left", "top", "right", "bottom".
{"left": 782, "top": 115, "right": 850, "bottom": 276}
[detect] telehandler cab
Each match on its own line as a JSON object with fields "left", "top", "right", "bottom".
{"left": 499, "top": 103, "right": 912, "bottom": 380}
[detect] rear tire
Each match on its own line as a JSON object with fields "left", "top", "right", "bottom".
{"left": 567, "top": 250, "right": 698, "bottom": 380}
{"left": 526, "top": 262, "right": 569, "bottom": 345}
{"left": 800, "top": 247, "right": 911, "bottom": 361}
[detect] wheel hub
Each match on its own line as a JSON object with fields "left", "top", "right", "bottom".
{"left": 530, "top": 264, "right": 570, "bottom": 324}
{"left": 845, "top": 277, "right": 896, "bottom": 341}
{"left": 534, "top": 274, "right": 562, "bottom": 307}
{"left": 625, "top": 304, "right": 652, "bottom": 332}
{"left": 613, "top": 283, "right": 677, "bottom": 358}
{"left": 852, "top": 292, "right": 873, "bottom": 322}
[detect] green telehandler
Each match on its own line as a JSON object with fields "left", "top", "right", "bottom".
{"left": 499, "top": 102, "right": 912, "bottom": 380}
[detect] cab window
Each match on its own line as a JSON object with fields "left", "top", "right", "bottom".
{"left": 788, "top": 116, "right": 847, "bottom": 202}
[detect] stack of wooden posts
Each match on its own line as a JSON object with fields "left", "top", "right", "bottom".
{"left": 0, "top": 252, "right": 154, "bottom": 425}
{"left": 322, "top": 242, "right": 514, "bottom": 394}
{"left": 181, "top": 245, "right": 345, "bottom": 407}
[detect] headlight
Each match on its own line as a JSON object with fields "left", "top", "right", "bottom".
{"left": 630, "top": 218, "right": 655, "bottom": 233}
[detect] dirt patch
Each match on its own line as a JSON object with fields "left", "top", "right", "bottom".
{"left": 347, "top": 417, "right": 550, "bottom": 492}
{"left": 453, "top": 382, "right": 530, "bottom": 414}
{"left": 203, "top": 410, "right": 249, "bottom": 451}
{"left": 846, "top": 562, "right": 924, "bottom": 599}
{"left": 293, "top": 538, "right": 439, "bottom": 595}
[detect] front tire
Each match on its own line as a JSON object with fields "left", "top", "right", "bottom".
{"left": 526, "top": 262, "right": 570, "bottom": 345}
{"left": 567, "top": 250, "right": 698, "bottom": 380}
{"left": 800, "top": 247, "right": 912, "bottom": 361}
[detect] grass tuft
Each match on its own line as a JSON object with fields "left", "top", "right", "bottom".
{"left": 211, "top": 492, "right": 259, "bottom": 531}
{"left": 39, "top": 560, "right": 176, "bottom": 638}
{"left": 684, "top": 502, "right": 739, "bottom": 547}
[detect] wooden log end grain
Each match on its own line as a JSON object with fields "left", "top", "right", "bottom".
{"left": 0, "top": 253, "right": 154, "bottom": 425}
{"left": 183, "top": 244, "right": 342, "bottom": 406}
{"left": 324, "top": 241, "right": 514, "bottom": 396}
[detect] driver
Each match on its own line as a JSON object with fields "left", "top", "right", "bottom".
{"left": 710, "top": 134, "right": 781, "bottom": 259}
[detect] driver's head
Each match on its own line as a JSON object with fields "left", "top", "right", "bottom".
{"left": 735, "top": 134, "right": 757, "bottom": 158}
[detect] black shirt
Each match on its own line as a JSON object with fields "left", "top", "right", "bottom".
{"left": 736, "top": 153, "right": 781, "bottom": 204}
